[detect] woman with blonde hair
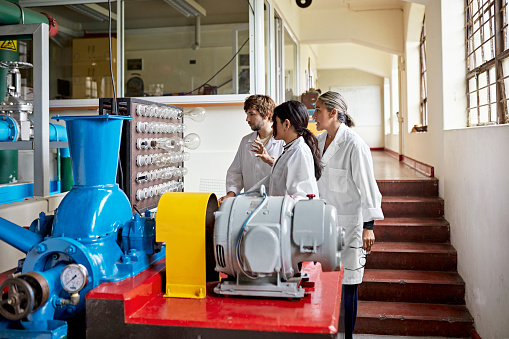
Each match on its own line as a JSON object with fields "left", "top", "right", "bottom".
{"left": 313, "top": 91, "right": 384, "bottom": 339}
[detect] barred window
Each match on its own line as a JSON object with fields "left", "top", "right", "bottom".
{"left": 419, "top": 16, "right": 428, "bottom": 127}
{"left": 465, "top": 0, "right": 509, "bottom": 126}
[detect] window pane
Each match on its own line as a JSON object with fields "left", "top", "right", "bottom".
{"left": 419, "top": 16, "right": 427, "bottom": 127}
{"left": 25, "top": 3, "right": 118, "bottom": 100}
{"left": 265, "top": 0, "right": 271, "bottom": 95}
{"left": 466, "top": 0, "right": 496, "bottom": 71}
{"left": 465, "top": 0, "right": 508, "bottom": 125}
{"left": 284, "top": 27, "right": 296, "bottom": 101}
{"left": 124, "top": 0, "right": 248, "bottom": 96}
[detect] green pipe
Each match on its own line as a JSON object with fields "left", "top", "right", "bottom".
{"left": 0, "top": 0, "right": 21, "bottom": 102}
{"left": 0, "top": 0, "right": 50, "bottom": 26}
{"left": 56, "top": 148, "right": 61, "bottom": 182}
{"left": 60, "top": 156, "right": 73, "bottom": 192}
{"left": 0, "top": 150, "right": 18, "bottom": 184}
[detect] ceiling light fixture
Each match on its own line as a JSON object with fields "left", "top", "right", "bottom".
{"left": 163, "top": 0, "right": 206, "bottom": 17}
{"left": 66, "top": 3, "right": 117, "bottom": 22}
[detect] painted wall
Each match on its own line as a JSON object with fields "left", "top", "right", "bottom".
{"left": 384, "top": 56, "right": 400, "bottom": 154}
{"left": 317, "top": 69, "right": 384, "bottom": 148}
{"left": 298, "top": 7, "right": 404, "bottom": 55}
{"left": 444, "top": 125, "right": 509, "bottom": 339}
{"left": 183, "top": 105, "right": 250, "bottom": 196}
{"left": 299, "top": 44, "right": 317, "bottom": 94}
{"left": 314, "top": 43, "right": 393, "bottom": 78}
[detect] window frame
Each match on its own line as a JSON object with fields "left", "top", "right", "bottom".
{"left": 465, "top": 0, "right": 509, "bottom": 126}
{"left": 20, "top": 0, "right": 257, "bottom": 108}
{"left": 419, "top": 15, "right": 428, "bottom": 127}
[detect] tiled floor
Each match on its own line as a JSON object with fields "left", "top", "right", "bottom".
{"left": 371, "top": 151, "right": 432, "bottom": 180}
{"left": 354, "top": 335, "right": 466, "bottom": 339}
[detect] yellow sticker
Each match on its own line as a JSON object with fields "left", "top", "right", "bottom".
{"left": 0, "top": 41, "right": 17, "bottom": 52}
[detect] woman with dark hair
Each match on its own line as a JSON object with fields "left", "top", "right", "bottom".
{"left": 313, "top": 91, "right": 384, "bottom": 339}
{"left": 249, "top": 100, "right": 321, "bottom": 199}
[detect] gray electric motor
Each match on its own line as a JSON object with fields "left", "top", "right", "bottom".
{"left": 213, "top": 187, "right": 344, "bottom": 298}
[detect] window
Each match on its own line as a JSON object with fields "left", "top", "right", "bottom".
{"left": 284, "top": 27, "right": 297, "bottom": 101}
{"left": 419, "top": 16, "right": 428, "bottom": 127}
{"left": 124, "top": 0, "right": 249, "bottom": 97}
{"left": 21, "top": 2, "right": 118, "bottom": 100}
{"left": 23, "top": 0, "right": 249, "bottom": 100}
{"left": 465, "top": 0, "right": 509, "bottom": 125}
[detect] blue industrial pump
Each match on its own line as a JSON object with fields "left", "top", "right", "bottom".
{"left": 0, "top": 115, "right": 165, "bottom": 337}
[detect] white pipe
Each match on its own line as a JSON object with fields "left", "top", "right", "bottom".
{"left": 191, "top": 16, "right": 200, "bottom": 50}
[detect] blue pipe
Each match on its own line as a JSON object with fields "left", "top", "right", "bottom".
{"left": 49, "top": 122, "right": 69, "bottom": 158}
{"left": 0, "top": 115, "right": 17, "bottom": 142}
{"left": 0, "top": 217, "right": 42, "bottom": 253}
{"left": 0, "top": 120, "right": 10, "bottom": 141}
{"left": 0, "top": 120, "right": 69, "bottom": 146}
{"left": 52, "top": 115, "right": 132, "bottom": 186}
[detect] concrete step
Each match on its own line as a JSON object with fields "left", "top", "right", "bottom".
{"left": 377, "top": 179, "right": 439, "bottom": 197}
{"left": 356, "top": 301, "right": 473, "bottom": 337}
{"left": 375, "top": 218, "right": 450, "bottom": 243}
{"left": 360, "top": 269, "right": 465, "bottom": 304}
{"left": 382, "top": 196, "right": 444, "bottom": 218}
{"left": 365, "top": 242, "right": 457, "bottom": 271}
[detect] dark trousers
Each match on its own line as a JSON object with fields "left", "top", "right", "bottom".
{"left": 339, "top": 284, "right": 358, "bottom": 339}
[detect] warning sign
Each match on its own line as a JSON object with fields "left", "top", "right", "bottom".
{"left": 0, "top": 41, "right": 17, "bottom": 52}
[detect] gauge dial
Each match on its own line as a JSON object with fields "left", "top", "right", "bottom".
{"left": 60, "top": 264, "right": 88, "bottom": 293}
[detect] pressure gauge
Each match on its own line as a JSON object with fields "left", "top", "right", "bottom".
{"left": 60, "top": 264, "right": 88, "bottom": 293}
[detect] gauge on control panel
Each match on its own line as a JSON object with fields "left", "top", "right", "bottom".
{"left": 60, "top": 264, "right": 88, "bottom": 293}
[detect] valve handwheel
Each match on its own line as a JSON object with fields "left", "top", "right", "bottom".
{"left": 0, "top": 61, "right": 33, "bottom": 70}
{"left": 0, "top": 278, "right": 35, "bottom": 320}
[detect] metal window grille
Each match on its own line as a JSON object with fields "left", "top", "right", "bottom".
{"left": 419, "top": 16, "right": 428, "bottom": 126}
{"left": 465, "top": 0, "right": 509, "bottom": 125}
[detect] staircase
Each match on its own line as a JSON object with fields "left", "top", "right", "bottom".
{"left": 356, "top": 179, "right": 474, "bottom": 337}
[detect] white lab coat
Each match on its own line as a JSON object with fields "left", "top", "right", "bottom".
{"left": 250, "top": 136, "right": 319, "bottom": 200}
{"left": 226, "top": 132, "right": 284, "bottom": 195}
{"left": 317, "top": 123, "right": 384, "bottom": 285}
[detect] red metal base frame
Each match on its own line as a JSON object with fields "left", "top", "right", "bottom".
{"left": 86, "top": 260, "right": 343, "bottom": 338}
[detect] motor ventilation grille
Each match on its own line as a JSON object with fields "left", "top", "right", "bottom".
{"left": 216, "top": 244, "right": 226, "bottom": 268}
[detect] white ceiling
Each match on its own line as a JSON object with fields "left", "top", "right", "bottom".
{"left": 302, "top": 0, "right": 406, "bottom": 11}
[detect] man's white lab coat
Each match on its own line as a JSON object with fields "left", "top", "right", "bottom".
{"left": 226, "top": 131, "right": 284, "bottom": 195}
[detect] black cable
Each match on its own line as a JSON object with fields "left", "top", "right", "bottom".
{"left": 185, "top": 37, "right": 249, "bottom": 95}
{"left": 217, "top": 78, "right": 233, "bottom": 89}
{"left": 247, "top": 0, "right": 254, "bottom": 14}
{"left": 108, "top": 0, "right": 118, "bottom": 115}
{"left": 343, "top": 246, "right": 368, "bottom": 271}
{"left": 108, "top": 0, "right": 124, "bottom": 192}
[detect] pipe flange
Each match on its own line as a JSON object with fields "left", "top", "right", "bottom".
{"left": 0, "top": 98, "right": 33, "bottom": 115}
{"left": 20, "top": 271, "right": 50, "bottom": 311}
{"left": 0, "top": 115, "right": 19, "bottom": 141}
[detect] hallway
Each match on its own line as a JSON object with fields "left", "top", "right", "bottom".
{"left": 371, "top": 151, "right": 432, "bottom": 181}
